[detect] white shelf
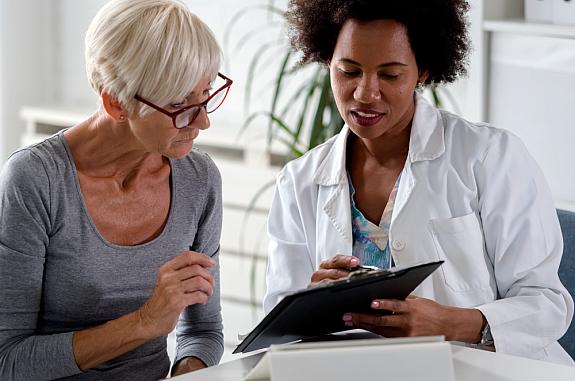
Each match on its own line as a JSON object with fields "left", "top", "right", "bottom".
{"left": 484, "top": 19, "right": 575, "bottom": 39}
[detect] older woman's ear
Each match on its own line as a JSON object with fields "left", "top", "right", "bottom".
{"left": 101, "top": 92, "right": 127, "bottom": 122}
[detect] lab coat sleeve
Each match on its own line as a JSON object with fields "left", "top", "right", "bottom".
{"left": 263, "top": 168, "right": 314, "bottom": 314}
{"left": 475, "top": 131, "right": 574, "bottom": 359}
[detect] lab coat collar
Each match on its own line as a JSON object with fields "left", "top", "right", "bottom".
{"left": 313, "top": 93, "right": 445, "bottom": 186}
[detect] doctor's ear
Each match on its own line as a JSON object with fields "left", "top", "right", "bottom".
{"left": 101, "top": 92, "right": 128, "bottom": 122}
{"left": 418, "top": 70, "right": 430, "bottom": 86}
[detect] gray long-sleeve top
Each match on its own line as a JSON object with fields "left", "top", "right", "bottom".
{"left": 0, "top": 132, "right": 224, "bottom": 380}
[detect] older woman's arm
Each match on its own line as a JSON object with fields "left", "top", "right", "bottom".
{"left": 172, "top": 155, "right": 224, "bottom": 376}
{"left": 0, "top": 150, "right": 83, "bottom": 380}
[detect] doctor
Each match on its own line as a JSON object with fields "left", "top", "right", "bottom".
{"left": 264, "top": 0, "right": 574, "bottom": 365}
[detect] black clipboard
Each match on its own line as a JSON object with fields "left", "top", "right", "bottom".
{"left": 233, "top": 260, "right": 443, "bottom": 353}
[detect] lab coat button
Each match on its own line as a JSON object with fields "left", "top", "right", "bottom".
{"left": 392, "top": 240, "right": 405, "bottom": 251}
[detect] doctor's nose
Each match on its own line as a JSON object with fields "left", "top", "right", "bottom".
{"left": 353, "top": 76, "right": 381, "bottom": 104}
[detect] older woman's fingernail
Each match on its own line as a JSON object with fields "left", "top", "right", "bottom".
{"left": 342, "top": 314, "right": 352, "bottom": 322}
{"left": 350, "top": 257, "right": 359, "bottom": 266}
{"left": 371, "top": 301, "right": 380, "bottom": 308}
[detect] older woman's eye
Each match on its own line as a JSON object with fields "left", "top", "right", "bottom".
{"left": 169, "top": 102, "right": 185, "bottom": 109}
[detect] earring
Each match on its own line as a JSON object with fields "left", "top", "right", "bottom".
{"left": 119, "top": 115, "right": 126, "bottom": 121}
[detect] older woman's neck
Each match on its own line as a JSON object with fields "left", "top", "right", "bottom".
{"left": 63, "top": 111, "right": 167, "bottom": 184}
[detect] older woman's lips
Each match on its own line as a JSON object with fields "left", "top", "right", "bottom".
{"left": 176, "top": 128, "right": 199, "bottom": 142}
{"left": 351, "top": 110, "right": 384, "bottom": 127}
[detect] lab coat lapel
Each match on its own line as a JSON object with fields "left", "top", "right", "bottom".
{"left": 392, "top": 94, "right": 445, "bottom": 222}
{"left": 314, "top": 127, "right": 353, "bottom": 260}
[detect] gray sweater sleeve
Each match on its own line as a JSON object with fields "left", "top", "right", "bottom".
{"left": 0, "top": 150, "right": 82, "bottom": 380}
{"left": 174, "top": 155, "right": 224, "bottom": 368}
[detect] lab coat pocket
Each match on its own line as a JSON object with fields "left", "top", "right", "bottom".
{"left": 429, "top": 212, "right": 491, "bottom": 292}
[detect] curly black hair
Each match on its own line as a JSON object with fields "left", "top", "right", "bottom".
{"left": 286, "top": 0, "right": 470, "bottom": 85}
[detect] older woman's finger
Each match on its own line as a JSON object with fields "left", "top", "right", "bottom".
{"left": 164, "top": 251, "right": 216, "bottom": 271}
{"left": 175, "top": 264, "right": 214, "bottom": 284}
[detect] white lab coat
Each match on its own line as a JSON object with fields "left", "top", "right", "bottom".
{"left": 264, "top": 94, "right": 574, "bottom": 365}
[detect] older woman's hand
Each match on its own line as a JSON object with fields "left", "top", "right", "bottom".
{"left": 137, "top": 250, "right": 215, "bottom": 339}
{"left": 308, "top": 255, "right": 360, "bottom": 288}
{"left": 342, "top": 295, "right": 486, "bottom": 343}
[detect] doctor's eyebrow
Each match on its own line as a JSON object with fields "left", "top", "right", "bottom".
{"left": 337, "top": 58, "right": 408, "bottom": 68}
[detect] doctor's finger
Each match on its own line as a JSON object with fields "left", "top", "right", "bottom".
{"left": 371, "top": 299, "right": 409, "bottom": 313}
{"left": 319, "top": 255, "right": 359, "bottom": 269}
{"left": 345, "top": 312, "right": 404, "bottom": 328}
{"left": 310, "top": 269, "right": 350, "bottom": 283}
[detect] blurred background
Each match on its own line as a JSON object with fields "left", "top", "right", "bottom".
{"left": 0, "top": 0, "right": 574, "bottom": 363}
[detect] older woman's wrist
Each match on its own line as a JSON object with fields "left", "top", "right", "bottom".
{"left": 131, "top": 308, "right": 159, "bottom": 341}
{"left": 171, "top": 356, "right": 207, "bottom": 376}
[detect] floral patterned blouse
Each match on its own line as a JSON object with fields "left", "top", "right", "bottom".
{"left": 348, "top": 173, "right": 401, "bottom": 269}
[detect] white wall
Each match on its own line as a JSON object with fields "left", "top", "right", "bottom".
{"left": 0, "top": 0, "right": 56, "bottom": 161}
{"left": 488, "top": 32, "right": 575, "bottom": 208}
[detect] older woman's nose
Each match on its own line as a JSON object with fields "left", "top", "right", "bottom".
{"left": 195, "top": 108, "right": 211, "bottom": 130}
{"left": 353, "top": 76, "right": 381, "bottom": 104}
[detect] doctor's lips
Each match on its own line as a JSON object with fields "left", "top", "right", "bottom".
{"left": 350, "top": 108, "right": 385, "bottom": 127}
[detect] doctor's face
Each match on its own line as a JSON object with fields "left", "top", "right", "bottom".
{"left": 329, "top": 19, "right": 426, "bottom": 140}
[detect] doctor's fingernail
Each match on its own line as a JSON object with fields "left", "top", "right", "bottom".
{"left": 371, "top": 301, "right": 380, "bottom": 308}
{"left": 342, "top": 314, "right": 352, "bottom": 322}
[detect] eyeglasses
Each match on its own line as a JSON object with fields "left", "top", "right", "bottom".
{"left": 134, "top": 72, "right": 233, "bottom": 129}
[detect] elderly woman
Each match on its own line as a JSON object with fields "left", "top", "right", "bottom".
{"left": 264, "top": 0, "right": 574, "bottom": 366}
{"left": 0, "top": 0, "right": 232, "bottom": 379}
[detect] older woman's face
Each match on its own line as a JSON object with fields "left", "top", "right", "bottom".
{"left": 131, "top": 75, "right": 213, "bottom": 159}
{"left": 329, "top": 19, "right": 425, "bottom": 140}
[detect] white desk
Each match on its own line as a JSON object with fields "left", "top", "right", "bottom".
{"left": 172, "top": 344, "right": 575, "bottom": 381}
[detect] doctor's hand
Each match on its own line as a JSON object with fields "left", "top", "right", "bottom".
{"left": 137, "top": 250, "right": 216, "bottom": 339}
{"left": 342, "top": 295, "right": 486, "bottom": 343}
{"left": 308, "top": 255, "right": 361, "bottom": 288}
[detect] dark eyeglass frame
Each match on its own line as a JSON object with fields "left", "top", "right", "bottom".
{"left": 134, "top": 72, "right": 233, "bottom": 129}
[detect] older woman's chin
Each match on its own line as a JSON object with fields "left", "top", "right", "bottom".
{"left": 166, "top": 141, "right": 196, "bottom": 158}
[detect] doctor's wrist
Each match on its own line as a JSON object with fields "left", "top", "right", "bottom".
{"left": 445, "top": 306, "right": 486, "bottom": 344}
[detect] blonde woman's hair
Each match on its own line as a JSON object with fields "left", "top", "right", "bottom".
{"left": 85, "top": 0, "right": 221, "bottom": 116}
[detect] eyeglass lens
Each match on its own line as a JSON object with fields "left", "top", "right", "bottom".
{"left": 175, "top": 108, "right": 201, "bottom": 129}
{"left": 174, "top": 87, "right": 230, "bottom": 128}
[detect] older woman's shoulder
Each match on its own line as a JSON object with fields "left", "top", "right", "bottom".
{"left": 178, "top": 148, "right": 221, "bottom": 185}
{"left": 2, "top": 134, "right": 69, "bottom": 182}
